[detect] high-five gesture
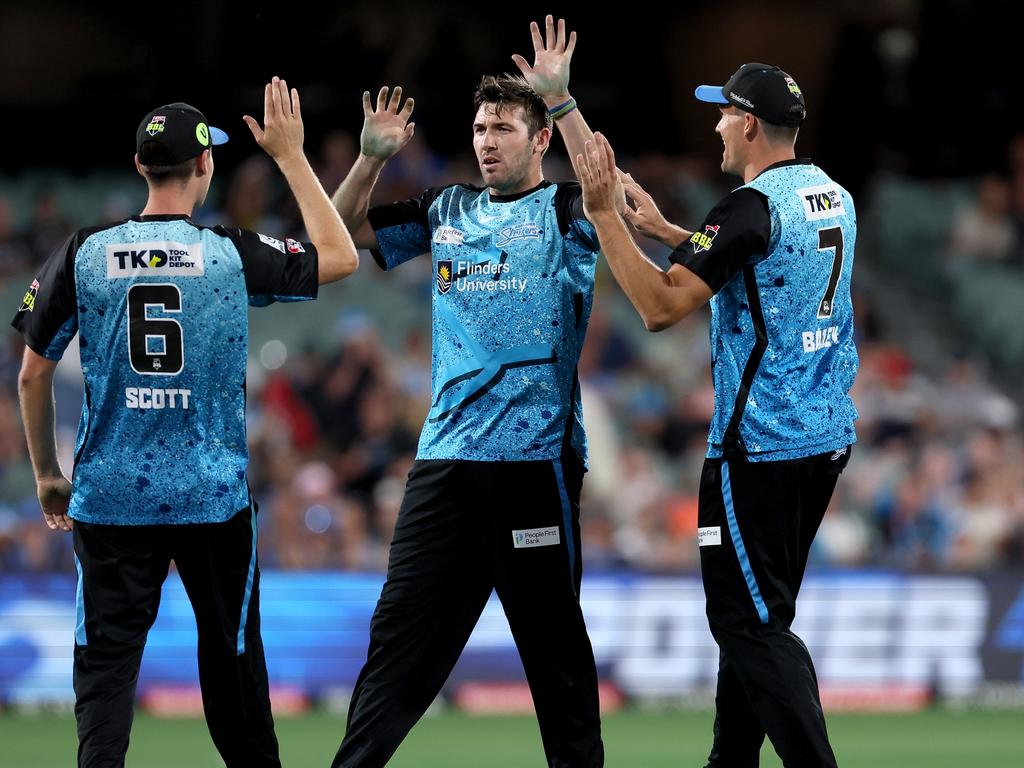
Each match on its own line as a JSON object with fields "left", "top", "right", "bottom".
{"left": 512, "top": 15, "right": 576, "bottom": 102}
{"left": 244, "top": 76, "right": 305, "bottom": 164}
{"left": 577, "top": 133, "right": 620, "bottom": 220}
{"left": 359, "top": 86, "right": 416, "bottom": 161}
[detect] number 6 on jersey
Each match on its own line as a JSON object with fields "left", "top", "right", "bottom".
{"left": 127, "top": 283, "right": 184, "bottom": 375}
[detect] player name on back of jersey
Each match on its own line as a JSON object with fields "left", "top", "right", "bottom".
{"left": 124, "top": 387, "right": 192, "bottom": 409}
{"left": 106, "top": 241, "right": 205, "bottom": 278}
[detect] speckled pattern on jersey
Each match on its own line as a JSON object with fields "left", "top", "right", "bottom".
{"left": 56, "top": 220, "right": 308, "bottom": 524}
{"left": 709, "top": 164, "right": 859, "bottom": 460}
{"left": 373, "top": 182, "right": 598, "bottom": 463}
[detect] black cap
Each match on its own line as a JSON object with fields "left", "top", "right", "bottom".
{"left": 136, "top": 103, "right": 229, "bottom": 166}
{"left": 695, "top": 63, "right": 806, "bottom": 128}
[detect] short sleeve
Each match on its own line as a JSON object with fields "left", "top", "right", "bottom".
{"left": 669, "top": 188, "right": 771, "bottom": 293}
{"left": 223, "top": 228, "right": 319, "bottom": 307}
{"left": 10, "top": 232, "right": 79, "bottom": 359}
{"left": 366, "top": 187, "right": 446, "bottom": 270}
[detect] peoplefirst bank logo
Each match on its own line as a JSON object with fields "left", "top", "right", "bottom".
{"left": 106, "top": 242, "right": 205, "bottom": 278}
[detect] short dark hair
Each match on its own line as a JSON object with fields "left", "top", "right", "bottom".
{"left": 760, "top": 120, "right": 799, "bottom": 146}
{"left": 139, "top": 157, "right": 198, "bottom": 185}
{"left": 473, "top": 74, "right": 551, "bottom": 137}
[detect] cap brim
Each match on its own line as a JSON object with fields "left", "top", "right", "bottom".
{"left": 694, "top": 85, "right": 729, "bottom": 104}
{"left": 210, "top": 126, "right": 229, "bottom": 145}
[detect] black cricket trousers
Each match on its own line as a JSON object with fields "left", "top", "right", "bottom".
{"left": 698, "top": 447, "right": 851, "bottom": 768}
{"left": 333, "top": 455, "right": 604, "bottom": 768}
{"left": 72, "top": 507, "right": 279, "bottom": 768}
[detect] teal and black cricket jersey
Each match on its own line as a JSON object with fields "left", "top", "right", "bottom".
{"left": 368, "top": 180, "right": 599, "bottom": 463}
{"left": 671, "top": 159, "right": 859, "bottom": 461}
{"left": 11, "top": 215, "right": 318, "bottom": 524}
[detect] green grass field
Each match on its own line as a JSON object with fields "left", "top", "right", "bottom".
{"left": 1, "top": 709, "right": 1021, "bottom": 767}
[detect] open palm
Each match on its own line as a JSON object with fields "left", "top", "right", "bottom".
{"left": 361, "top": 86, "right": 416, "bottom": 160}
{"left": 512, "top": 15, "right": 576, "bottom": 100}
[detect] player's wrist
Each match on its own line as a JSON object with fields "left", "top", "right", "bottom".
{"left": 546, "top": 95, "right": 577, "bottom": 121}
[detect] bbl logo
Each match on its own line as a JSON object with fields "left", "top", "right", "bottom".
{"left": 436, "top": 260, "right": 453, "bottom": 294}
{"left": 146, "top": 115, "right": 166, "bottom": 136}
{"left": 691, "top": 224, "right": 720, "bottom": 254}
{"left": 19, "top": 278, "right": 40, "bottom": 312}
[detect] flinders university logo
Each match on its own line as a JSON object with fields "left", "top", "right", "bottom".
{"left": 436, "top": 260, "right": 453, "bottom": 294}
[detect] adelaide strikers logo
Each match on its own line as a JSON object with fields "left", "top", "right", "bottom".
{"left": 691, "top": 224, "right": 720, "bottom": 254}
{"left": 436, "top": 260, "right": 453, "bottom": 294}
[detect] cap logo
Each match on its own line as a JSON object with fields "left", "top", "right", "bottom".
{"left": 146, "top": 116, "right": 166, "bottom": 136}
{"left": 196, "top": 122, "right": 210, "bottom": 147}
{"left": 729, "top": 92, "right": 754, "bottom": 109}
{"left": 784, "top": 76, "right": 802, "bottom": 97}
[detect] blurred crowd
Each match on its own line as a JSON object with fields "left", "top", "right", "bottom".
{"left": 1, "top": 129, "right": 1023, "bottom": 576}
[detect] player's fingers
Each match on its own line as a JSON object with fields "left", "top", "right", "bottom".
{"left": 511, "top": 54, "right": 532, "bottom": 75}
{"left": 387, "top": 86, "right": 403, "bottom": 113}
{"left": 278, "top": 78, "right": 291, "bottom": 118}
{"left": 600, "top": 133, "right": 616, "bottom": 170}
{"left": 290, "top": 87, "right": 301, "bottom": 119}
{"left": 545, "top": 14, "right": 555, "bottom": 50}
{"left": 575, "top": 152, "right": 589, "bottom": 181}
{"left": 404, "top": 122, "right": 416, "bottom": 141}
{"left": 263, "top": 83, "right": 273, "bottom": 122}
{"left": 42, "top": 511, "right": 57, "bottom": 530}
{"left": 242, "top": 115, "right": 265, "bottom": 144}
{"left": 530, "top": 20, "right": 544, "bottom": 52}
{"left": 270, "top": 76, "right": 284, "bottom": 118}
{"left": 566, "top": 30, "right": 577, "bottom": 57}
{"left": 362, "top": 90, "right": 372, "bottom": 117}
{"left": 376, "top": 86, "right": 389, "bottom": 113}
{"left": 556, "top": 18, "right": 566, "bottom": 50}
{"left": 622, "top": 204, "right": 640, "bottom": 224}
{"left": 399, "top": 96, "right": 415, "bottom": 120}
{"left": 625, "top": 182, "right": 652, "bottom": 204}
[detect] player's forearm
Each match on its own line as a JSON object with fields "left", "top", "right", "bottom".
{"left": 656, "top": 223, "right": 693, "bottom": 250}
{"left": 332, "top": 154, "right": 385, "bottom": 249}
{"left": 276, "top": 153, "right": 359, "bottom": 284}
{"left": 544, "top": 95, "right": 592, "bottom": 168}
{"left": 18, "top": 361, "right": 61, "bottom": 480}
{"left": 589, "top": 211, "right": 692, "bottom": 331}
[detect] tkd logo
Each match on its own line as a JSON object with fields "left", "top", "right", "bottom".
{"left": 113, "top": 249, "right": 168, "bottom": 269}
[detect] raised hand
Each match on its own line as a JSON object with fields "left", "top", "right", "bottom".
{"left": 359, "top": 86, "right": 416, "bottom": 161}
{"left": 512, "top": 14, "right": 576, "bottom": 101}
{"left": 244, "top": 76, "right": 305, "bottom": 164}
{"left": 577, "top": 133, "right": 620, "bottom": 220}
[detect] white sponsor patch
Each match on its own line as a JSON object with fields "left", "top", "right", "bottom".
{"left": 258, "top": 233, "right": 286, "bottom": 253}
{"left": 106, "top": 242, "right": 204, "bottom": 278}
{"left": 512, "top": 526, "right": 561, "bottom": 549}
{"left": 433, "top": 226, "right": 465, "bottom": 245}
{"left": 797, "top": 183, "right": 845, "bottom": 221}
{"left": 697, "top": 526, "right": 722, "bottom": 547}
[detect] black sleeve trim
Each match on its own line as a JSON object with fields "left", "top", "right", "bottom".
{"left": 366, "top": 185, "right": 451, "bottom": 231}
{"left": 219, "top": 226, "right": 319, "bottom": 301}
{"left": 554, "top": 181, "right": 586, "bottom": 237}
{"left": 668, "top": 188, "right": 770, "bottom": 294}
{"left": 10, "top": 223, "right": 116, "bottom": 357}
